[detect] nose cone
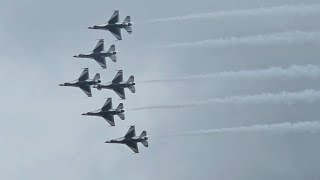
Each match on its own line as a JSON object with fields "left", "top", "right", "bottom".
{"left": 59, "top": 83, "right": 64, "bottom": 86}
{"left": 105, "top": 140, "right": 111, "bottom": 143}
{"left": 81, "top": 113, "right": 87, "bottom": 115}
{"left": 88, "top": 26, "right": 94, "bottom": 29}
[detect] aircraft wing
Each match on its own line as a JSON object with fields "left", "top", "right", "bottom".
{"left": 103, "top": 114, "right": 115, "bottom": 126}
{"left": 109, "top": 28, "right": 122, "bottom": 40}
{"left": 101, "top": 98, "right": 113, "bottom": 111}
{"left": 112, "top": 70, "right": 123, "bottom": 83}
{"left": 79, "top": 85, "right": 92, "bottom": 97}
{"left": 108, "top": 10, "right": 119, "bottom": 24}
{"left": 94, "top": 57, "right": 107, "bottom": 69}
{"left": 126, "top": 142, "right": 139, "bottom": 153}
{"left": 113, "top": 88, "right": 125, "bottom": 99}
{"left": 125, "top": 126, "right": 136, "bottom": 138}
{"left": 78, "top": 68, "right": 89, "bottom": 81}
{"left": 93, "top": 39, "right": 104, "bottom": 52}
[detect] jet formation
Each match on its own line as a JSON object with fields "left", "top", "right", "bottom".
{"left": 60, "top": 11, "right": 148, "bottom": 153}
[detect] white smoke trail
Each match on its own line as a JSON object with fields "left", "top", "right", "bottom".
{"left": 146, "top": 4, "right": 320, "bottom": 23}
{"left": 175, "top": 121, "right": 320, "bottom": 136}
{"left": 128, "top": 89, "right": 320, "bottom": 111}
{"left": 138, "top": 65, "right": 320, "bottom": 83}
{"left": 155, "top": 31, "right": 320, "bottom": 48}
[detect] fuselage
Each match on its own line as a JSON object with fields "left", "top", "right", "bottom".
{"left": 96, "top": 82, "right": 135, "bottom": 90}
{"left": 90, "top": 22, "right": 132, "bottom": 30}
{"left": 83, "top": 109, "right": 125, "bottom": 117}
{"left": 60, "top": 80, "right": 100, "bottom": 87}
{"left": 76, "top": 51, "right": 117, "bottom": 59}
{"left": 107, "top": 136, "right": 148, "bottom": 144}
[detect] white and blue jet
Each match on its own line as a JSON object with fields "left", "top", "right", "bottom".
{"left": 105, "top": 126, "right": 148, "bottom": 153}
{"left": 59, "top": 68, "right": 100, "bottom": 97}
{"left": 88, "top": 10, "right": 132, "bottom": 40}
{"left": 73, "top": 39, "right": 117, "bottom": 69}
{"left": 81, "top": 98, "right": 125, "bottom": 126}
{"left": 93, "top": 70, "right": 135, "bottom": 99}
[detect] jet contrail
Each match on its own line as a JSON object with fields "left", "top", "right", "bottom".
{"left": 138, "top": 65, "right": 320, "bottom": 83}
{"left": 128, "top": 89, "right": 320, "bottom": 111}
{"left": 174, "top": 121, "right": 320, "bottom": 136}
{"left": 155, "top": 31, "right": 320, "bottom": 48}
{"left": 146, "top": 4, "right": 320, "bottom": 23}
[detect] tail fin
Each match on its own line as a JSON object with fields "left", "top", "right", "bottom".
{"left": 116, "top": 103, "right": 124, "bottom": 110}
{"left": 141, "top": 140, "right": 148, "bottom": 147}
{"left": 123, "top": 16, "right": 131, "bottom": 23}
{"left": 108, "top": 44, "right": 115, "bottom": 53}
{"left": 117, "top": 113, "right": 125, "bottom": 120}
{"left": 140, "top": 131, "right": 147, "bottom": 138}
{"left": 127, "top": 75, "right": 134, "bottom": 83}
{"left": 93, "top": 73, "right": 100, "bottom": 81}
{"left": 124, "top": 26, "right": 132, "bottom": 34}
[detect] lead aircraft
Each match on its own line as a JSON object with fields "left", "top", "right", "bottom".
{"left": 59, "top": 68, "right": 100, "bottom": 97}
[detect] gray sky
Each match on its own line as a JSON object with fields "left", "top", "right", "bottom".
{"left": 1, "top": 0, "right": 320, "bottom": 179}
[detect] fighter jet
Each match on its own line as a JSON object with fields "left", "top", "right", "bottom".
{"left": 59, "top": 68, "right": 100, "bottom": 97}
{"left": 81, "top": 98, "right": 125, "bottom": 126}
{"left": 93, "top": 70, "right": 135, "bottom": 99}
{"left": 88, "top": 10, "right": 132, "bottom": 40}
{"left": 73, "top": 39, "right": 117, "bottom": 69}
{"left": 105, "top": 126, "right": 148, "bottom": 153}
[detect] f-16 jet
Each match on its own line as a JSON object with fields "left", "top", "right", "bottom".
{"left": 81, "top": 98, "right": 125, "bottom": 126}
{"left": 88, "top": 10, "right": 132, "bottom": 40}
{"left": 105, "top": 126, "right": 148, "bottom": 153}
{"left": 59, "top": 68, "right": 100, "bottom": 97}
{"left": 73, "top": 39, "right": 117, "bottom": 69}
{"left": 93, "top": 70, "right": 135, "bottom": 99}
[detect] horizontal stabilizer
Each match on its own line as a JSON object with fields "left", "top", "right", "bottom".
{"left": 128, "top": 85, "right": 135, "bottom": 93}
{"left": 124, "top": 26, "right": 132, "bottom": 34}
{"left": 108, "top": 44, "right": 116, "bottom": 53}
{"left": 93, "top": 73, "right": 100, "bottom": 81}
{"left": 116, "top": 103, "right": 124, "bottom": 110}
{"left": 109, "top": 55, "right": 117, "bottom": 62}
{"left": 141, "top": 140, "right": 148, "bottom": 147}
{"left": 124, "top": 16, "right": 131, "bottom": 23}
{"left": 127, "top": 75, "right": 134, "bottom": 83}
{"left": 140, "top": 131, "right": 147, "bottom": 138}
{"left": 117, "top": 113, "right": 125, "bottom": 120}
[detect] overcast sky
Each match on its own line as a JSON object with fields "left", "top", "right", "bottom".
{"left": 1, "top": 0, "right": 320, "bottom": 179}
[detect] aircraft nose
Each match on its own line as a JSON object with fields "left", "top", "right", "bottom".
{"left": 105, "top": 140, "right": 111, "bottom": 143}
{"left": 81, "top": 113, "right": 87, "bottom": 115}
{"left": 59, "top": 83, "right": 64, "bottom": 86}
